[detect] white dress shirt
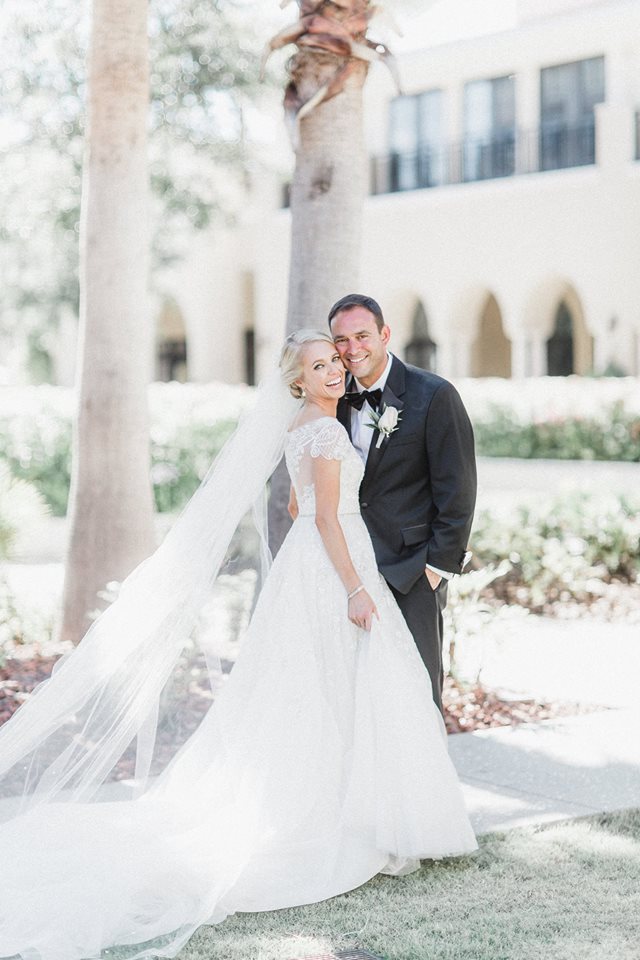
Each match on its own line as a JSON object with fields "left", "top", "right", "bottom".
{"left": 349, "top": 353, "right": 452, "bottom": 582}
{"left": 350, "top": 352, "right": 394, "bottom": 464}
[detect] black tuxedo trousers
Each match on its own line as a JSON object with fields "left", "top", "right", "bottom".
{"left": 338, "top": 357, "right": 477, "bottom": 715}
{"left": 389, "top": 576, "right": 448, "bottom": 714}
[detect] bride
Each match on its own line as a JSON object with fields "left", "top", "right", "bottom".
{"left": 0, "top": 330, "right": 477, "bottom": 960}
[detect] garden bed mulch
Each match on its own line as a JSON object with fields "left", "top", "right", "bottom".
{"left": 442, "top": 675, "right": 602, "bottom": 734}
{"left": 1, "top": 654, "right": 602, "bottom": 741}
{"left": 484, "top": 578, "right": 640, "bottom": 623}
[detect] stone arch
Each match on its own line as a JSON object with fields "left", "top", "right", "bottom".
{"left": 470, "top": 292, "right": 512, "bottom": 377}
{"left": 404, "top": 299, "right": 438, "bottom": 372}
{"left": 156, "top": 297, "right": 188, "bottom": 382}
{"left": 520, "top": 278, "right": 593, "bottom": 376}
{"left": 547, "top": 287, "right": 593, "bottom": 376}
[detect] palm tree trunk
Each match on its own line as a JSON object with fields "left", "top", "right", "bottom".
{"left": 59, "top": 0, "right": 155, "bottom": 643}
{"left": 269, "top": 54, "right": 369, "bottom": 555}
{"left": 286, "top": 56, "right": 369, "bottom": 331}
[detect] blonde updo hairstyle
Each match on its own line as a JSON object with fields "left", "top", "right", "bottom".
{"left": 279, "top": 329, "right": 337, "bottom": 399}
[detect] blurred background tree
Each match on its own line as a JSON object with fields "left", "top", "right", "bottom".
{"left": 0, "top": 0, "right": 266, "bottom": 383}
{"left": 59, "top": 0, "right": 157, "bottom": 644}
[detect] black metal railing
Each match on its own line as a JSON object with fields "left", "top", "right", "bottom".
{"left": 538, "top": 122, "right": 595, "bottom": 171}
{"left": 370, "top": 122, "right": 598, "bottom": 195}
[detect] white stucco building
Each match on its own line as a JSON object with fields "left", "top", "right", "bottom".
{"left": 158, "top": 0, "right": 640, "bottom": 385}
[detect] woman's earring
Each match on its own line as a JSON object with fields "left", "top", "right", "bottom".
{"left": 300, "top": 388, "right": 306, "bottom": 399}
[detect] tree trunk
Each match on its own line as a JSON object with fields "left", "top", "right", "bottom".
{"left": 269, "top": 55, "right": 369, "bottom": 555}
{"left": 286, "top": 56, "right": 369, "bottom": 333}
{"left": 59, "top": 0, "right": 155, "bottom": 643}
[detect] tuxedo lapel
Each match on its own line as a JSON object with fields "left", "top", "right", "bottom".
{"left": 363, "top": 356, "right": 406, "bottom": 487}
{"left": 337, "top": 374, "right": 354, "bottom": 439}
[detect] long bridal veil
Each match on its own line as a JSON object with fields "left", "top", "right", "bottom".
{"left": 0, "top": 369, "right": 299, "bottom": 819}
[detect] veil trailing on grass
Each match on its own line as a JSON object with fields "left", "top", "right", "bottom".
{"left": 0, "top": 368, "right": 299, "bottom": 817}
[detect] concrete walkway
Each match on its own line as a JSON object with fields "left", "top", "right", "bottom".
{"left": 450, "top": 604, "right": 640, "bottom": 835}
{"left": 475, "top": 455, "right": 640, "bottom": 511}
{"left": 451, "top": 707, "right": 640, "bottom": 835}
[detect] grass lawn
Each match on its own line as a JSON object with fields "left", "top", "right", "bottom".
{"left": 178, "top": 809, "right": 640, "bottom": 960}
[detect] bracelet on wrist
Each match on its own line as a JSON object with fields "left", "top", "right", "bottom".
{"left": 347, "top": 584, "right": 365, "bottom": 600}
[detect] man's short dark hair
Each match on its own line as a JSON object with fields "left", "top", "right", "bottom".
{"left": 328, "top": 294, "right": 385, "bottom": 333}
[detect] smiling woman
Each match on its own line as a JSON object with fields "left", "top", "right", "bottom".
{"left": 0, "top": 331, "right": 476, "bottom": 960}
{"left": 279, "top": 329, "right": 343, "bottom": 401}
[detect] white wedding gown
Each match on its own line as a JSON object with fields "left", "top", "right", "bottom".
{"left": 0, "top": 416, "right": 476, "bottom": 960}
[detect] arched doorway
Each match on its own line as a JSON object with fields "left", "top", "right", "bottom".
{"left": 156, "top": 299, "right": 187, "bottom": 382}
{"left": 546, "top": 301, "right": 573, "bottom": 375}
{"left": 470, "top": 293, "right": 511, "bottom": 377}
{"left": 546, "top": 294, "right": 593, "bottom": 375}
{"left": 404, "top": 300, "right": 437, "bottom": 371}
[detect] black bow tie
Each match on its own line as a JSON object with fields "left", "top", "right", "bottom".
{"left": 344, "top": 388, "right": 383, "bottom": 412}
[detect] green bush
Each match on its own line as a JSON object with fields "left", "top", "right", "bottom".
{"left": 1, "top": 381, "right": 638, "bottom": 518}
{"left": 472, "top": 492, "right": 640, "bottom": 605}
{"left": 0, "top": 467, "right": 53, "bottom": 666}
{"left": 0, "top": 384, "right": 250, "bottom": 516}
{"left": 474, "top": 401, "right": 640, "bottom": 461}
{"left": 0, "top": 466, "right": 51, "bottom": 561}
{"left": 0, "top": 404, "right": 72, "bottom": 516}
{"left": 149, "top": 418, "right": 237, "bottom": 513}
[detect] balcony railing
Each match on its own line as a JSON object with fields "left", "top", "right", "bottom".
{"left": 370, "top": 123, "right": 597, "bottom": 195}
{"left": 538, "top": 123, "right": 595, "bottom": 171}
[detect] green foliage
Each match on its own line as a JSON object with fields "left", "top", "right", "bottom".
{"left": 0, "top": 407, "right": 71, "bottom": 516}
{"left": 472, "top": 492, "right": 640, "bottom": 605}
{"left": 0, "top": 467, "right": 52, "bottom": 665}
{"left": 150, "top": 418, "right": 237, "bottom": 513}
{"left": 474, "top": 401, "right": 640, "bottom": 461}
{"left": 0, "top": 384, "right": 250, "bottom": 516}
{"left": 0, "top": 465, "right": 50, "bottom": 561}
{"left": 0, "top": 0, "right": 272, "bottom": 361}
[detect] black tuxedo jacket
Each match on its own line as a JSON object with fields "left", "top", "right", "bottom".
{"left": 337, "top": 356, "right": 477, "bottom": 595}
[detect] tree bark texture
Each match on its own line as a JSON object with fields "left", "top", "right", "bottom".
{"left": 286, "top": 53, "right": 368, "bottom": 333}
{"left": 60, "top": 0, "right": 155, "bottom": 643}
{"left": 269, "top": 55, "right": 368, "bottom": 556}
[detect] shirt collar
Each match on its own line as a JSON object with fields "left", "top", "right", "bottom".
{"left": 354, "top": 352, "right": 393, "bottom": 393}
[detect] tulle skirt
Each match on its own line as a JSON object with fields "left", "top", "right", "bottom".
{"left": 0, "top": 513, "right": 476, "bottom": 960}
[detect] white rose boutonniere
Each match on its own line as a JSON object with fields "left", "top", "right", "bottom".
{"left": 366, "top": 403, "right": 401, "bottom": 448}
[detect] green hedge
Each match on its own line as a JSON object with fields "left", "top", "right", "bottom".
{"left": 0, "top": 385, "right": 249, "bottom": 516}
{"left": 1, "top": 382, "right": 639, "bottom": 517}
{"left": 474, "top": 401, "right": 640, "bottom": 461}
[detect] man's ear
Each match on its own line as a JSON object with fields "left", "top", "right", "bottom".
{"left": 381, "top": 324, "right": 391, "bottom": 346}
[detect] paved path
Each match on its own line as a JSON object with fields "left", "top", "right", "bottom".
{"left": 476, "top": 455, "right": 639, "bottom": 511}
{"left": 451, "top": 707, "right": 640, "bottom": 835}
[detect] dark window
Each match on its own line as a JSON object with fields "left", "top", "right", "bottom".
{"left": 463, "top": 75, "right": 516, "bottom": 181}
{"left": 540, "top": 56, "right": 604, "bottom": 170}
{"left": 157, "top": 339, "right": 187, "bottom": 382}
{"left": 547, "top": 302, "right": 574, "bottom": 376}
{"left": 387, "top": 90, "right": 444, "bottom": 191}
{"left": 244, "top": 328, "right": 256, "bottom": 386}
{"left": 405, "top": 302, "right": 437, "bottom": 372}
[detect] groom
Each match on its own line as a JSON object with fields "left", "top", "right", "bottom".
{"left": 329, "top": 294, "right": 477, "bottom": 714}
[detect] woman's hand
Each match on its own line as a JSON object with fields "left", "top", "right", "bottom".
{"left": 348, "top": 589, "right": 379, "bottom": 632}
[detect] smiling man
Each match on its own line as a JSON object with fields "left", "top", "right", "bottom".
{"left": 329, "top": 293, "right": 477, "bottom": 714}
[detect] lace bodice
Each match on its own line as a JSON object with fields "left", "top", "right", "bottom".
{"left": 285, "top": 417, "right": 364, "bottom": 517}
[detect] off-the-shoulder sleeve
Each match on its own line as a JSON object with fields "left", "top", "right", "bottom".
{"left": 307, "top": 420, "right": 352, "bottom": 462}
